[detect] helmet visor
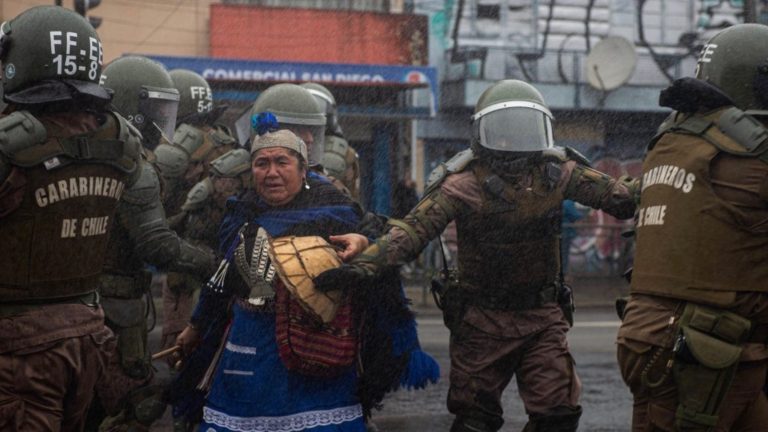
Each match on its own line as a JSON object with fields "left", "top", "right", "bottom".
{"left": 306, "top": 89, "right": 335, "bottom": 115}
{"left": 282, "top": 123, "right": 325, "bottom": 166}
{"left": 138, "top": 86, "right": 180, "bottom": 145}
{"left": 308, "top": 92, "right": 344, "bottom": 136}
{"left": 475, "top": 105, "right": 553, "bottom": 153}
{"left": 234, "top": 107, "right": 252, "bottom": 147}
{"left": 0, "top": 21, "right": 10, "bottom": 60}
{"left": 312, "top": 95, "right": 333, "bottom": 116}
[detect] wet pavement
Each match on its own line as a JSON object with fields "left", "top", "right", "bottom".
{"left": 149, "top": 276, "right": 632, "bottom": 431}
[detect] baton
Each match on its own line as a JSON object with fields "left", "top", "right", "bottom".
{"left": 151, "top": 345, "right": 182, "bottom": 361}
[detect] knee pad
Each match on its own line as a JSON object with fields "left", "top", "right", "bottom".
{"left": 522, "top": 406, "right": 582, "bottom": 432}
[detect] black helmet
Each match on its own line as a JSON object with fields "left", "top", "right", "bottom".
{"left": 0, "top": 6, "right": 110, "bottom": 106}
{"left": 695, "top": 23, "right": 768, "bottom": 113}
{"left": 101, "top": 55, "right": 180, "bottom": 150}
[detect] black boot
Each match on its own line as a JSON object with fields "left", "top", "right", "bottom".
{"left": 522, "top": 406, "right": 582, "bottom": 432}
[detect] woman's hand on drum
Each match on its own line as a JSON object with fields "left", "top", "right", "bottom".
{"left": 329, "top": 233, "right": 369, "bottom": 262}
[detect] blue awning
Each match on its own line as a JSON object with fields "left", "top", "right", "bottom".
{"left": 145, "top": 55, "right": 438, "bottom": 118}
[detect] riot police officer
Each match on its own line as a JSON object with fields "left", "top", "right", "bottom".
{"left": 161, "top": 148, "right": 251, "bottom": 350}
{"left": 152, "top": 69, "right": 237, "bottom": 357}
{"left": 316, "top": 79, "right": 638, "bottom": 432}
{"left": 0, "top": 6, "right": 143, "bottom": 430}
{"left": 300, "top": 82, "right": 361, "bottom": 200}
{"left": 617, "top": 23, "right": 768, "bottom": 431}
{"left": 155, "top": 69, "right": 236, "bottom": 216}
{"left": 91, "top": 55, "right": 216, "bottom": 430}
{"left": 101, "top": 56, "right": 179, "bottom": 154}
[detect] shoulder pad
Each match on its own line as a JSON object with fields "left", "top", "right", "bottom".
{"left": 322, "top": 136, "right": 350, "bottom": 179}
{"left": 210, "top": 148, "right": 250, "bottom": 178}
{"left": 649, "top": 111, "right": 680, "bottom": 151}
{"left": 444, "top": 148, "right": 475, "bottom": 173}
{"left": 154, "top": 143, "right": 190, "bottom": 179}
{"left": 213, "top": 123, "right": 235, "bottom": 137}
{"left": 714, "top": 107, "right": 768, "bottom": 156}
{"left": 541, "top": 147, "right": 569, "bottom": 164}
{"left": 209, "top": 127, "right": 237, "bottom": 147}
{"left": 112, "top": 113, "right": 143, "bottom": 186}
{"left": 121, "top": 160, "right": 161, "bottom": 205}
{"left": 0, "top": 111, "right": 48, "bottom": 162}
{"left": 564, "top": 147, "right": 591, "bottom": 167}
{"left": 0, "top": 111, "right": 142, "bottom": 184}
{"left": 173, "top": 123, "right": 205, "bottom": 157}
{"left": 655, "top": 111, "right": 678, "bottom": 136}
{"left": 424, "top": 149, "right": 475, "bottom": 195}
{"left": 181, "top": 178, "right": 213, "bottom": 212}
{"left": 325, "top": 135, "right": 350, "bottom": 157}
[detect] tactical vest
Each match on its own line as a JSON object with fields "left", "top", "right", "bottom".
{"left": 163, "top": 124, "right": 236, "bottom": 215}
{"left": 0, "top": 111, "right": 141, "bottom": 301}
{"left": 631, "top": 108, "right": 768, "bottom": 305}
{"left": 456, "top": 160, "right": 564, "bottom": 296}
{"left": 175, "top": 123, "right": 236, "bottom": 165}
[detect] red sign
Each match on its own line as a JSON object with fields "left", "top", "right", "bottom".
{"left": 210, "top": 5, "right": 428, "bottom": 66}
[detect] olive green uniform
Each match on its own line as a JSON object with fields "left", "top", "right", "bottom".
{"left": 617, "top": 107, "right": 768, "bottom": 431}
{"left": 154, "top": 70, "right": 237, "bottom": 349}
{"left": 0, "top": 110, "right": 143, "bottom": 430}
{"left": 155, "top": 123, "right": 236, "bottom": 216}
{"left": 352, "top": 148, "right": 636, "bottom": 431}
{"left": 322, "top": 134, "right": 361, "bottom": 202}
{"left": 99, "top": 154, "right": 216, "bottom": 380}
{"left": 160, "top": 146, "right": 250, "bottom": 348}
{"left": 160, "top": 177, "right": 220, "bottom": 348}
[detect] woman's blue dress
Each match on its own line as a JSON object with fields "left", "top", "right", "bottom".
{"left": 196, "top": 175, "right": 367, "bottom": 431}
{"left": 175, "top": 173, "right": 439, "bottom": 432}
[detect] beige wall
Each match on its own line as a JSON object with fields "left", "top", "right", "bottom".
{"left": 1, "top": 0, "right": 214, "bottom": 63}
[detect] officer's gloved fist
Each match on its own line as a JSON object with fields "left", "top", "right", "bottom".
{"left": 313, "top": 264, "right": 372, "bottom": 294}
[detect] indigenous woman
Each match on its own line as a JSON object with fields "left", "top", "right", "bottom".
{"left": 173, "top": 129, "right": 437, "bottom": 431}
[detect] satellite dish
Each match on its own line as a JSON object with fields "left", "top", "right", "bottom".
{"left": 585, "top": 36, "right": 637, "bottom": 91}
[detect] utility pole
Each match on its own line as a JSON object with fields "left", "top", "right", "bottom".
{"left": 74, "top": 0, "right": 103, "bottom": 29}
{"left": 744, "top": 0, "right": 757, "bottom": 24}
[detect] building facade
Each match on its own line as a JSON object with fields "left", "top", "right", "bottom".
{"left": 1, "top": 0, "right": 433, "bottom": 215}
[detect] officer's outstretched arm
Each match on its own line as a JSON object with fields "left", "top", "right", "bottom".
{"left": 565, "top": 163, "right": 639, "bottom": 220}
{"left": 353, "top": 186, "right": 466, "bottom": 275}
{"left": 117, "top": 160, "right": 215, "bottom": 278}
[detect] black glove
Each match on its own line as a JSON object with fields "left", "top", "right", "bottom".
{"left": 313, "top": 264, "right": 372, "bottom": 294}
